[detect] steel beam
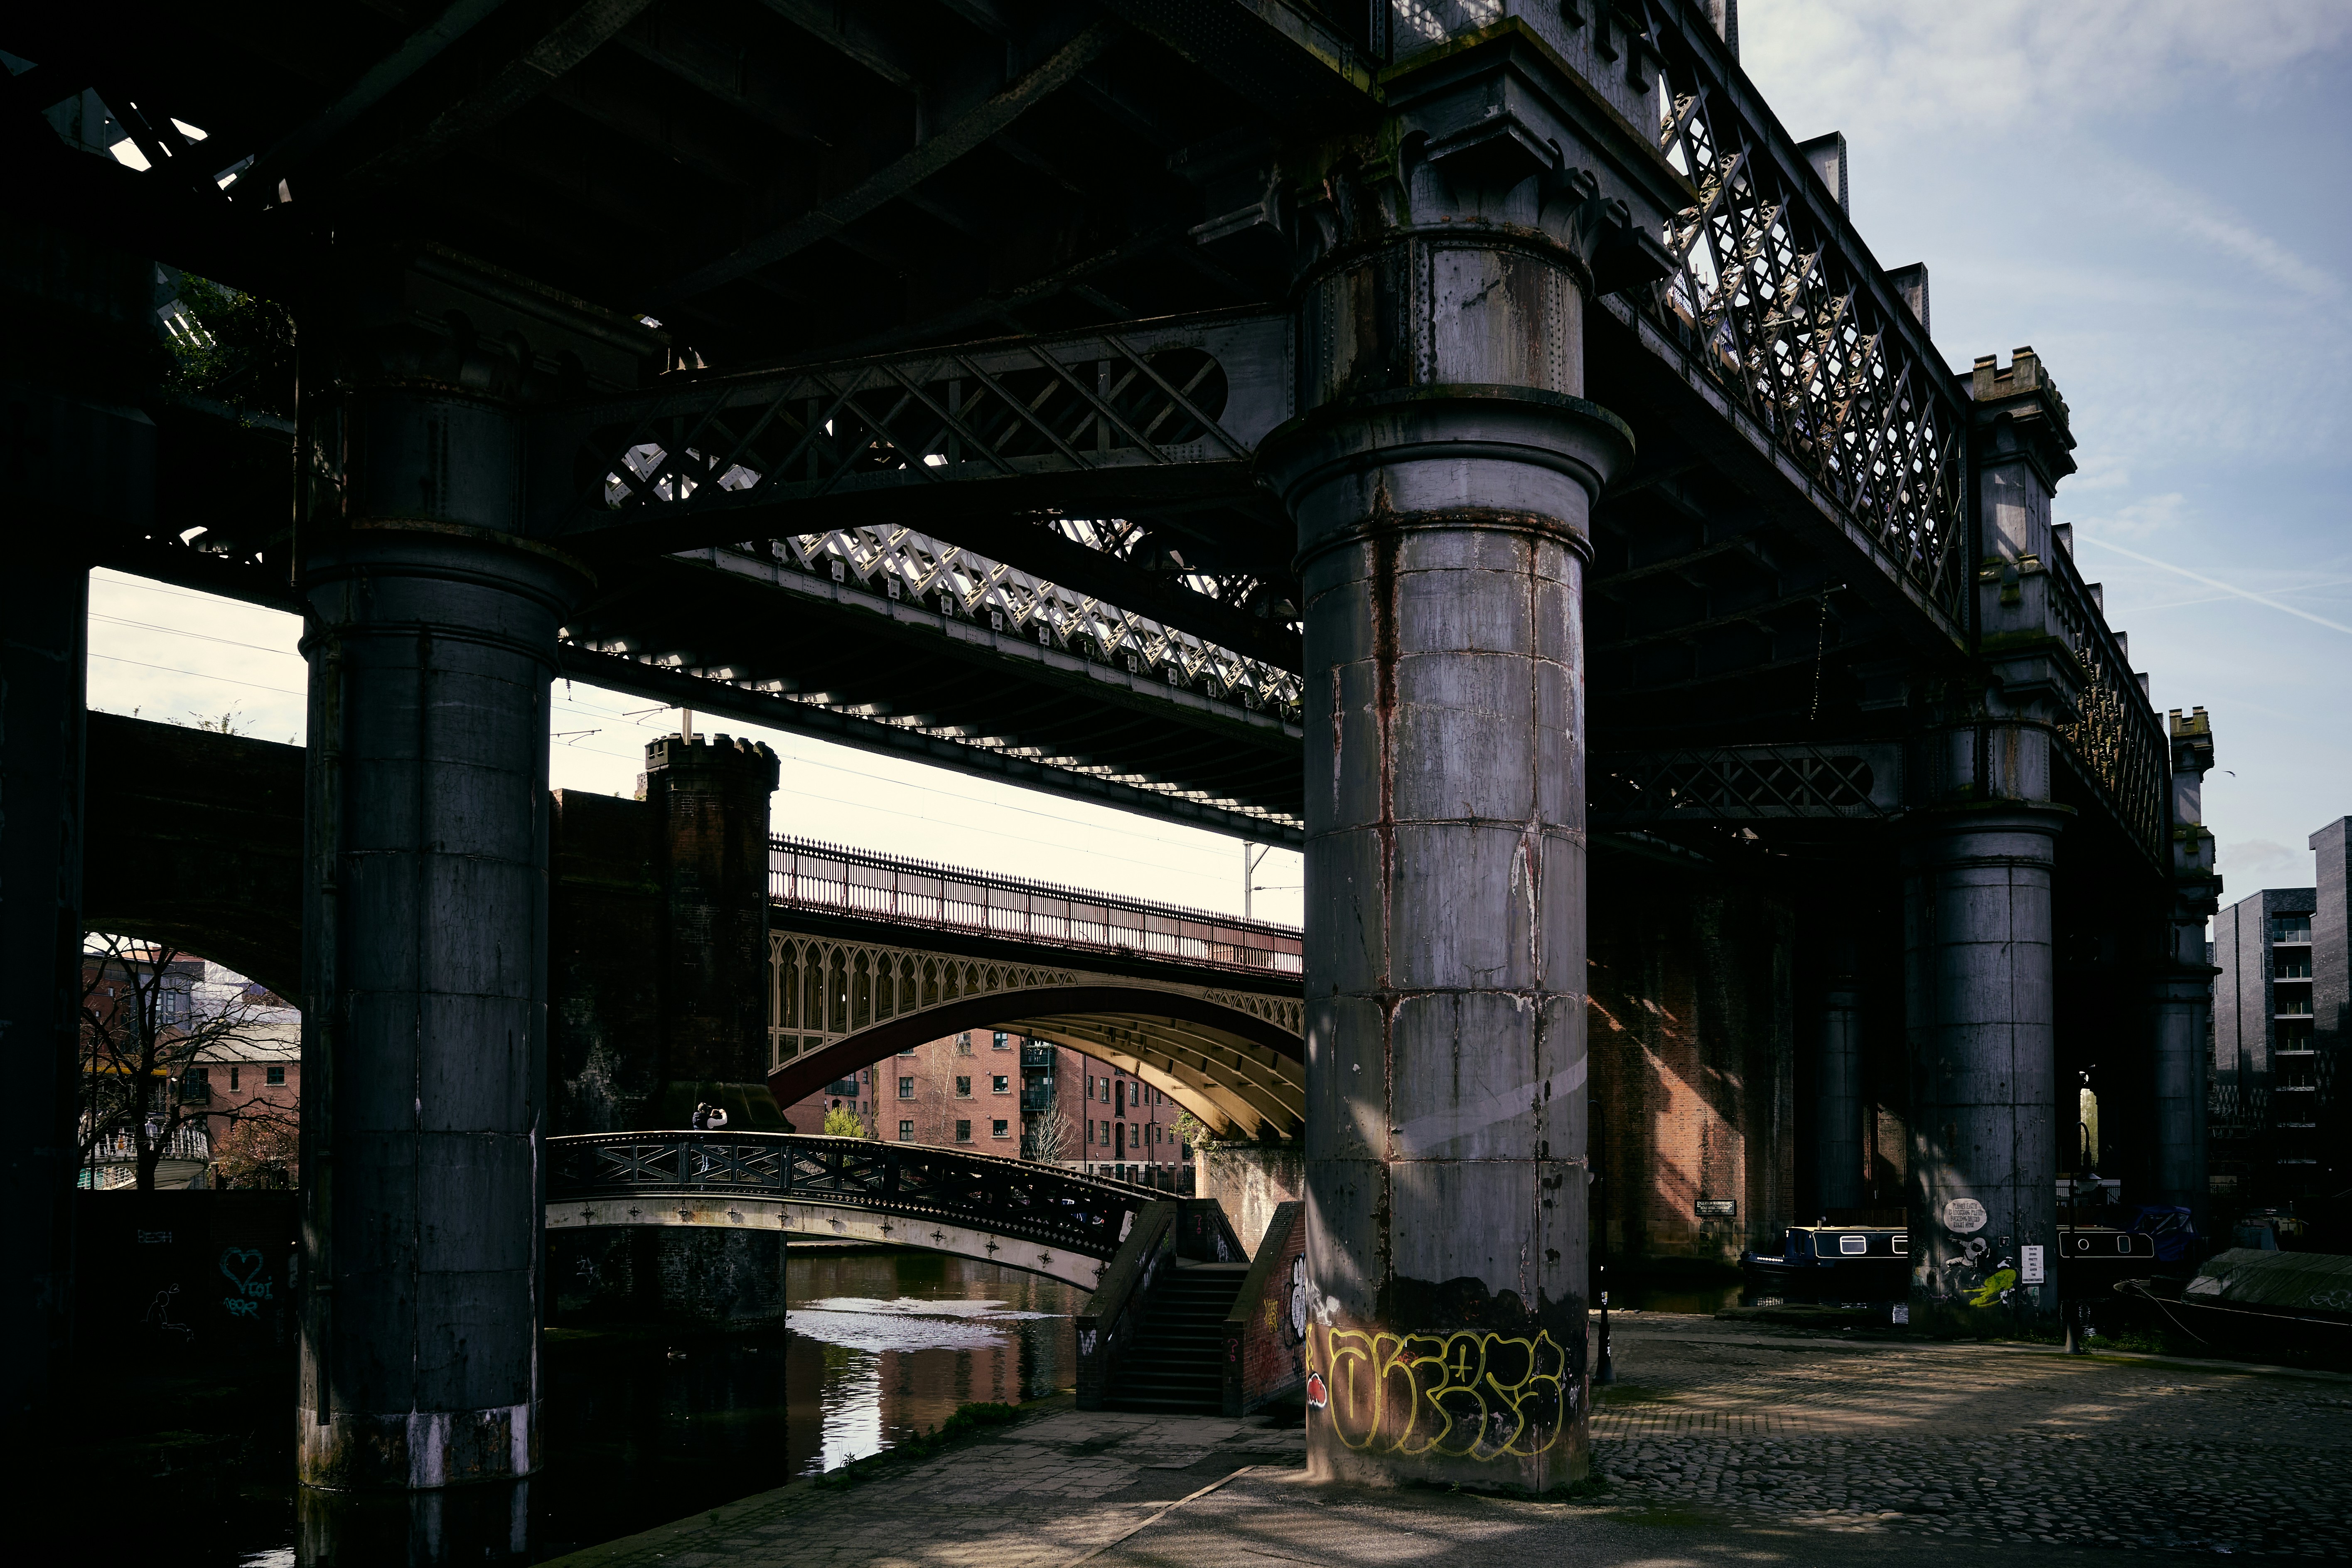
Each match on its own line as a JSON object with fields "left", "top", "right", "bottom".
{"left": 560, "top": 647, "right": 1304, "bottom": 848}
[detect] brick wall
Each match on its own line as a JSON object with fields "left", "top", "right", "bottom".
{"left": 548, "top": 789, "right": 664, "bottom": 1134}
{"left": 1587, "top": 853, "right": 1796, "bottom": 1262}
{"left": 1224, "top": 1199, "right": 1307, "bottom": 1416}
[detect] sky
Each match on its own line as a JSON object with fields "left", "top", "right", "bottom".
{"left": 85, "top": 4, "right": 2352, "bottom": 920}
{"left": 1740, "top": 0, "right": 2352, "bottom": 897}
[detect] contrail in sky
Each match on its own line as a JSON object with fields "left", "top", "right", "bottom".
{"left": 2075, "top": 536, "right": 2352, "bottom": 635}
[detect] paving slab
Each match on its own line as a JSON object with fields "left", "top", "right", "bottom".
{"left": 543, "top": 1315, "right": 2352, "bottom": 1566}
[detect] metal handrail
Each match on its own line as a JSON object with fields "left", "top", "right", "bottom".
{"left": 546, "top": 1132, "right": 1160, "bottom": 1260}
{"left": 770, "top": 834, "right": 1305, "bottom": 976}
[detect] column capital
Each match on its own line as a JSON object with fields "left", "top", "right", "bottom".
{"left": 1899, "top": 800, "right": 2072, "bottom": 870}
{"left": 1260, "top": 386, "right": 1633, "bottom": 563}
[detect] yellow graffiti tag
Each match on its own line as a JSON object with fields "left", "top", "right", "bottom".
{"left": 1308, "top": 1325, "right": 1573, "bottom": 1460}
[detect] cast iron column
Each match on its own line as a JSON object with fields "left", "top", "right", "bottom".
{"left": 1904, "top": 349, "right": 2081, "bottom": 1330}
{"left": 1903, "top": 803, "right": 2064, "bottom": 1328}
{"left": 296, "top": 277, "right": 590, "bottom": 1491}
{"left": 1256, "top": 113, "right": 1644, "bottom": 1487}
{"left": 1814, "top": 923, "right": 1867, "bottom": 1214}
{"left": 2153, "top": 707, "right": 2219, "bottom": 1223}
{"left": 0, "top": 544, "right": 89, "bottom": 1427}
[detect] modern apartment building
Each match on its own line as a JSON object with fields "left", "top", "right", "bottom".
{"left": 782, "top": 1029, "right": 1187, "bottom": 1187}
{"left": 2212, "top": 816, "right": 2352, "bottom": 1204}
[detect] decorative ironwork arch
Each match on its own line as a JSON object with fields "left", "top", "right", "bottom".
{"left": 768, "top": 949, "right": 1305, "bottom": 1141}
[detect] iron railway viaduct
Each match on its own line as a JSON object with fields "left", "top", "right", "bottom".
{"left": 5, "top": 0, "right": 2219, "bottom": 1497}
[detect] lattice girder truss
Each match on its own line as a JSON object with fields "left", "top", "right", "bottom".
{"left": 1636, "top": 8, "right": 1969, "bottom": 630}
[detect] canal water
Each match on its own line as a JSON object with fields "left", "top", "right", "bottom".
{"left": 120, "top": 1245, "right": 1081, "bottom": 1566}
{"left": 530, "top": 1246, "right": 1082, "bottom": 1558}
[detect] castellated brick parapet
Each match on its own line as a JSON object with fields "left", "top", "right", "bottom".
{"left": 641, "top": 733, "right": 782, "bottom": 1123}
{"left": 1967, "top": 346, "right": 2077, "bottom": 490}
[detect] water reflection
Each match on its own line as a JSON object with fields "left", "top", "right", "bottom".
{"left": 530, "top": 1245, "right": 1079, "bottom": 1557}
{"left": 102, "top": 1245, "right": 1084, "bottom": 1565}
{"left": 783, "top": 1248, "right": 1081, "bottom": 1476}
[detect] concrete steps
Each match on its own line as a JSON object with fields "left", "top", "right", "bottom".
{"left": 1105, "top": 1265, "right": 1246, "bottom": 1415}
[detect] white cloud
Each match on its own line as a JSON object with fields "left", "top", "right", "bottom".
{"left": 1741, "top": 1, "right": 2352, "bottom": 140}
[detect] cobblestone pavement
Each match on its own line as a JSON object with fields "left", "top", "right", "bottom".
{"left": 546, "top": 1317, "right": 2352, "bottom": 1566}
{"left": 1590, "top": 1313, "right": 2352, "bottom": 1558}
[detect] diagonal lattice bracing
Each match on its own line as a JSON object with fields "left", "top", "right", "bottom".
{"left": 2043, "top": 551, "right": 2168, "bottom": 863}
{"left": 1634, "top": 5, "right": 1970, "bottom": 630}
{"left": 1590, "top": 743, "right": 1902, "bottom": 826}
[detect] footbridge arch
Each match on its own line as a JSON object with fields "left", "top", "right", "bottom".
{"left": 545, "top": 1132, "right": 1164, "bottom": 1290}
{"left": 767, "top": 931, "right": 1305, "bottom": 1140}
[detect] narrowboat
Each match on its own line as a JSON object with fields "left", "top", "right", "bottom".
{"left": 1742, "top": 1221, "right": 1908, "bottom": 1302}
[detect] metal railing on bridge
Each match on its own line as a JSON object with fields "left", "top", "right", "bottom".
{"left": 547, "top": 1132, "right": 1158, "bottom": 1261}
{"left": 2044, "top": 544, "right": 2168, "bottom": 863}
{"left": 1638, "top": 4, "right": 1971, "bottom": 629}
{"left": 770, "top": 836, "right": 1303, "bottom": 977}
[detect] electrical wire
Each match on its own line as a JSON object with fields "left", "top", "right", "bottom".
{"left": 84, "top": 616, "right": 1301, "bottom": 894}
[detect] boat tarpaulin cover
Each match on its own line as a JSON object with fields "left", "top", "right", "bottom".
{"left": 2183, "top": 1249, "right": 2352, "bottom": 1317}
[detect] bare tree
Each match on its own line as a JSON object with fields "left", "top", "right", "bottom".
{"left": 1023, "top": 1096, "right": 1075, "bottom": 1166}
{"left": 79, "top": 933, "right": 295, "bottom": 1191}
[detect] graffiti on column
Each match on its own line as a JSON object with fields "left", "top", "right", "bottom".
{"left": 1934, "top": 1197, "right": 2020, "bottom": 1306}
{"left": 1306, "top": 1325, "right": 1574, "bottom": 1459}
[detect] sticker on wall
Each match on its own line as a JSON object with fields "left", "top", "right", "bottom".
{"left": 1305, "top": 1370, "right": 1328, "bottom": 1410}
{"left": 1942, "top": 1197, "right": 1988, "bottom": 1234}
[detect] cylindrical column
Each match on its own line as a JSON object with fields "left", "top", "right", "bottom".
{"left": 2151, "top": 966, "right": 2211, "bottom": 1221}
{"left": 1264, "top": 384, "right": 1629, "bottom": 1492}
{"left": 0, "top": 545, "right": 88, "bottom": 1426}
{"left": 297, "top": 364, "right": 586, "bottom": 1488}
{"left": 1815, "top": 926, "right": 1866, "bottom": 1214}
{"left": 1902, "top": 807, "right": 2064, "bottom": 1329}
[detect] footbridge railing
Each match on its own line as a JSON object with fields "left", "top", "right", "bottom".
{"left": 546, "top": 1132, "right": 1158, "bottom": 1266}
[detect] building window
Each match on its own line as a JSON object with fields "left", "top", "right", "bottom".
{"left": 956, "top": 1076, "right": 973, "bottom": 1097}
{"left": 265, "top": 1065, "right": 286, "bottom": 1086}
{"left": 898, "top": 1076, "right": 916, "bottom": 1099}
{"left": 992, "top": 1119, "right": 1010, "bottom": 1139}
{"left": 956, "top": 1119, "right": 972, "bottom": 1143}
{"left": 229, "top": 1065, "right": 240, "bottom": 1091}
{"left": 993, "top": 1031, "right": 1010, "bottom": 1049}
{"left": 900, "top": 1047, "right": 919, "bottom": 1056}
{"left": 2276, "top": 952, "right": 2313, "bottom": 978}
{"left": 991, "top": 1075, "right": 1009, "bottom": 1094}
{"left": 898, "top": 1119, "right": 914, "bottom": 1140}
{"left": 1097, "top": 1121, "right": 1108, "bottom": 1145}
{"left": 1099, "top": 1078, "right": 1110, "bottom": 1103}
{"left": 2272, "top": 913, "right": 2313, "bottom": 943}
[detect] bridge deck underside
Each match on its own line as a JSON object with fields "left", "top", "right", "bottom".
{"left": 25, "top": 1, "right": 2165, "bottom": 875}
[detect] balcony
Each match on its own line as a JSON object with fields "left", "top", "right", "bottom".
{"left": 1020, "top": 1045, "right": 1054, "bottom": 1069}
{"left": 1020, "top": 1086, "right": 1054, "bottom": 1112}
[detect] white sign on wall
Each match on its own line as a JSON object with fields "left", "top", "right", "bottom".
{"left": 2020, "top": 1244, "right": 2045, "bottom": 1284}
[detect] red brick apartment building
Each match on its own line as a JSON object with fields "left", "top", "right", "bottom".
{"left": 783, "top": 1029, "right": 1186, "bottom": 1186}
